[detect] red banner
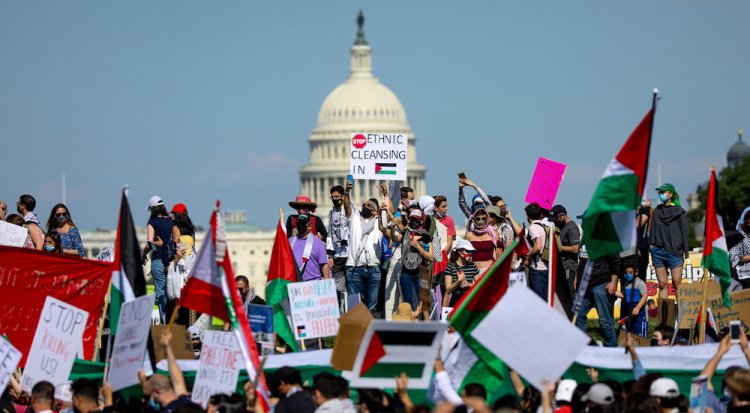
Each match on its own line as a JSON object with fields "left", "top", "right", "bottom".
{"left": 0, "top": 246, "right": 112, "bottom": 365}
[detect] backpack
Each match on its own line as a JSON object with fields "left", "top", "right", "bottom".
{"left": 527, "top": 222, "right": 551, "bottom": 263}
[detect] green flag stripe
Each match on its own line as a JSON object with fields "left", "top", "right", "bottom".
{"left": 266, "top": 278, "right": 298, "bottom": 352}
{"left": 361, "top": 363, "right": 425, "bottom": 378}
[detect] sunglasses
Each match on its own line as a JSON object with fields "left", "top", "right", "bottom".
{"left": 55, "top": 212, "right": 68, "bottom": 217}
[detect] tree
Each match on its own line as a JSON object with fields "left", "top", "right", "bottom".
{"left": 693, "top": 156, "right": 750, "bottom": 231}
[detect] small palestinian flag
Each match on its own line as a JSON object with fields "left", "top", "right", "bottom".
{"left": 347, "top": 321, "right": 445, "bottom": 389}
{"left": 375, "top": 163, "right": 397, "bottom": 175}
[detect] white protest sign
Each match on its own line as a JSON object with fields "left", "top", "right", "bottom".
{"left": 191, "top": 331, "right": 242, "bottom": 408}
{"left": 107, "top": 294, "right": 155, "bottom": 391}
{"left": 441, "top": 307, "right": 453, "bottom": 321}
{"left": 472, "top": 287, "right": 589, "bottom": 390}
{"left": 0, "top": 220, "right": 28, "bottom": 247}
{"left": 288, "top": 278, "right": 340, "bottom": 340}
{"left": 0, "top": 338, "right": 22, "bottom": 394}
{"left": 508, "top": 271, "right": 527, "bottom": 289}
{"left": 21, "top": 297, "right": 89, "bottom": 392}
{"left": 350, "top": 133, "right": 408, "bottom": 181}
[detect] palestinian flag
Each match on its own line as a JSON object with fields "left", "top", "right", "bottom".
{"left": 375, "top": 163, "right": 397, "bottom": 175}
{"left": 702, "top": 168, "right": 732, "bottom": 307}
{"left": 264, "top": 215, "right": 299, "bottom": 352}
{"left": 448, "top": 238, "right": 522, "bottom": 395}
{"left": 583, "top": 94, "right": 657, "bottom": 261}
{"left": 110, "top": 188, "right": 147, "bottom": 335}
{"left": 359, "top": 328, "right": 438, "bottom": 378}
{"left": 179, "top": 203, "right": 270, "bottom": 412}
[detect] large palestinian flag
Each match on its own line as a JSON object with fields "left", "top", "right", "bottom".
{"left": 583, "top": 95, "right": 657, "bottom": 261}
{"left": 702, "top": 168, "right": 732, "bottom": 307}
{"left": 265, "top": 215, "right": 299, "bottom": 352}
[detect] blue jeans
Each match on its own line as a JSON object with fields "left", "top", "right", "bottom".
{"left": 346, "top": 266, "right": 381, "bottom": 312}
{"left": 575, "top": 282, "right": 617, "bottom": 347}
{"left": 151, "top": 259, "right": 167, "bottom": 323}
{"left": 399, "top": 271, "right": 421, "bottom": 311}
{"left": 529, "top": 269, "right": 548, "bottom": 300}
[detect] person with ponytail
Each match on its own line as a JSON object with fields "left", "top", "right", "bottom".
{"left": 650, "top": 183, "right": 689, "bottom": 299}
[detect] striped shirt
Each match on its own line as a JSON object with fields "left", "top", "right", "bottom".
{"left": 445, "top": 262, "right": 479, "bottom": 286}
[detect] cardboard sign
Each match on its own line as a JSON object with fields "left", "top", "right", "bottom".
{"left": 509, "top": 271, "right": 527, "bottom": 289}
{"left": 247, "top": 304, "right": 274, "bottom": 356}
{"left": 0, "top": 338, "right": 22, "bottom": 394}
{"left": 472, "top": 287, "right": 589, "bottom": 391}
{"left": 344, "top": 320, "right": 445, "bottom": 389}
{"left": 524, "top": 157, "right": 567, "bottom": 209}
{"left": 151, "top": 325, "right": 193, "bottom": 361}
{"left": 21, "top": 297, "right": 89, "bottom": 392}
{"left": 0, "top": 221, "right": 28, "bottom": 247}
{"left": 419, "top": 266, "right": 432, "bottom": 307}
{"left": 349, "top": 133, "right": 408, "bottom": 181}
{"left": 331, "top": 303, "right": 373, "bottom": 371}
{"left": 108, "top": 294, "right": 155, "bottom": 391}
{"left": 287, "top": 279, "right": 340, "bottom": 340}
{"left": 708, "top": 288, "right": 750, "bottom": 332}
{"left": 191, "top": 331, "right": 242, "bottom": 408}
{"left": 657, "top": 298, "right": 677, "bottom": 328}
{"left": 677, "top": 282, "right": 713, "bottom": 330}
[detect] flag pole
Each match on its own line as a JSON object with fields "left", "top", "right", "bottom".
{"left": 698, "top": 165, "right": 717, "bottom": 344}
{"left": 92, "top": 283, "right": 112, "bottom": 361}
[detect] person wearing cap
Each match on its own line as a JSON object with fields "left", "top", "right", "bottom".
{"left": 143, "top": 196, "right": 179, "bottom": 323}
{"left": 581, "top": 383, "right": 617, "bottom": 411}
{"left": 457, "top": 175, "right": 491, "bottom": 219}
{"left": 551, "top": 205, "right": 580, "bottom": 297}
{"left": 444, "top": 239, "right": 479, "bottom": 307}
{"left": 649, "top": 377, "right": 681, "bottom": 412}
{"left": 650, "top": 183, "right": 689, "bottom": 299}
{"left": 392, "top": 302, "right": 421, "bottom": 321}
{"left": 289, "top": 213, "right": 330, "bottom": 282}
{"left": 554, "top": 379, "right": 577, "bottom": 413}
{"left": 286, "top": 195, "right": 327, "bottom": 241}
{"left": 165, "top": 203, "right": 196, "bottom": 326}
{"left": 398, "top": 208, "right": 435, "bottom": 311}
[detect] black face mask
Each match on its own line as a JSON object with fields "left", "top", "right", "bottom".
{"left": 650, "top": 339, "right": 659, "bottom": 346}
{"left": 331, "top": 198, "right": 342, "bottom": 206}
{"left": 409, "top": 220, "right": 421, "bottom": 229}
{"left": 361, "top": 208, "right": 373, "bottom": 218}
{"left": 297, "top": 222, "right": 309, "bottom": 234}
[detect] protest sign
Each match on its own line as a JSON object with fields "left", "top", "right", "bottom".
{"left": 191, "top": 331, "right": 242, "bottom": 408}
{"left": 419, "top": 266, "right": 432, "bottom": 307}
{"left": 0, "top": 221, "right": 28, "bottom": 247}
{"left": 0, "top": 246, "right": 111, "bottom": 365}
{"left": 690, "top": 375, "right": 708, "bottom": 413}
{"left": 287, "top": 278, "right": 339, "bottom": 340}
{"left": 150, "top": 325, "right": 193, "bottom": 361}
{"left": 349, "top": 133, "right": 407, "bottom": 181}
{"left": 472, "top": 286, "right": 589, "bottom": 390}
{"left": 345, "top": 293, "right": 361, "bottom": 313}
{"left": 21, "top": 297, "right": 89, "bottom": 392}
{"left": 108, "top": 294, "right": 155, "bottom": 391}
{"left": 524, "top": 157, "right": 567, "bottom": 209}
{"left": 331, "top": 303, "right": 373, "bottom": 371}
{"left": 441, "top": 307, "right": 453, "bottom": 321}
{"left": 0, "top": 338, "right": 22, "bottom": 394}
{"left": 247, "top": 304, "right": 274, "bottom": 356}
{"left": 708, "top": 288, "right": 750, "bottom": 332}
{"left": 508, "top": 271, "right": 527, "bottom": 289}
{"left": 344, "top": 320, "right": 445, "bottom": 389}
{"left": 677, "top": 282, "right": 713, "bottom": 330}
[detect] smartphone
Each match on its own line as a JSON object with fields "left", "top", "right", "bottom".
{"left": 730, "top": 320, "right": 742, "bottom": 343}
{"left": 458, "top": 172, "right": 467, "bottom": 180}
{"left": 346, "top": 174, "right": 354, "bottom": 185}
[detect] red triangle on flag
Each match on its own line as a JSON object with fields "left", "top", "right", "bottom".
{"left": 361, "top": 331, "right": 386, "bottom": 375}
{"left": 375, "top": 164, "right": 382, "bottom": 173}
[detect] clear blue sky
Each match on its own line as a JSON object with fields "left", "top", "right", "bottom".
{"left": 1, "top": 1, "right": 747, "bottom": 229}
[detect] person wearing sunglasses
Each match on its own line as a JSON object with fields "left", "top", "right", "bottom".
{"left": 464, "top": 207, "right": 498, "bottom": 279}
{"left": 45, "top": 203, "right": 84, "bottom": 257}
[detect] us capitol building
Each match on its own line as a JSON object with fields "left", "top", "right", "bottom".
{"left": 81, "top": 13, "right": 427, "bottom": 299}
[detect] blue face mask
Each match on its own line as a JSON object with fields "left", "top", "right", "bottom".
{"left": 44, "top": 245, "right": 55, "bottom": 252}
{"left": 624, "top": 273, "right": 634, "bottom": 282}
{"left": 148, "top": 396, "right": 160, "bottom": 411}
{"left": 658, "top": 193, "right": 669, "bottom": 203}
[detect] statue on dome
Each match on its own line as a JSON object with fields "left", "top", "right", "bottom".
{"left": 355, "top": 10, "right": 367, "bottom": 45}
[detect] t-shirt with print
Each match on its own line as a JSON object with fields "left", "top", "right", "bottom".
{"left": 528, "top": 221, "right": 548, "bottom": 271}
{"left": 560, "top": 221, "right": 580, "bottom": 272}
{"left": 289, "top": 234, "right": 329, "bottom": 281}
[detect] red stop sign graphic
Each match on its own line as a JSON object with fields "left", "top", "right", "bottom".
{"left": 352, "top": 134, "right": 367, "bottom": 149}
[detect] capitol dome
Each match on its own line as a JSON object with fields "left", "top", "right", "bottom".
{"left": 300, "top": 12, "right": 427, "bottom": 221}
{"left": 728, "top": 129, "right": 750, "bottom": 168}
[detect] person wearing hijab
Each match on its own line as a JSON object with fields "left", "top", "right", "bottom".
{"left": 730, "top": 207, "right": 750, "bottom": 288}
{"left": 650, "top": 184, "right": 689, "bottom": 299}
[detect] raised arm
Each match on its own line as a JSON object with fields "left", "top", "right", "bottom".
{"left": 343, "top": 181, "right": 353, "bottom": 218}
{"left": 160, "top": 329, "right": 188, "bottom": 395}
{"left": 701, "top": 334, "right": 732, "bottom": 391}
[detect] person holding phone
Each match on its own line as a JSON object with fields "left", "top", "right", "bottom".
{"left": 457, "top": 173, "right": 491, "bottom": 220}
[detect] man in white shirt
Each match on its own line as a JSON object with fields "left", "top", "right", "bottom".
{"left": 343, "top": 182, "right": 383, "bottom": 313}
{"left": 524, "top": 202, "right": 549, "bottom": 299}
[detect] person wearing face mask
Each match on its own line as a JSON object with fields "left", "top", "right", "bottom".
{"left": 730, "top": 207, "right": 750, "bottom": 288}
{"left": 550, "top": 205, "right": 580, "bottom": 297}
{"left": 138, "top": 329, "right": 196, "bottom": 412}
{"left": 398, "top": 208, "right": 435, "bottom": 311}
{"left": 650, "top": 183, "right": 689, "bottom": 299}
{"left": 464, "top": 208, "right": 497, "bottom": 279}
{"left": 46, "top": 203, "right": 84, "bottom": 257}
{"left": 286, "top": 195, "right": 328, "bottom": 241}
{"left": 327, "top": 185, "right": 350, "bottom": 304}
{"left": 614, "top": 263, "right": 648, "bottom": 337}
{"left": 43, "top": 232, "right": 63, "bottom": 253}
{"left": 343, "top": 182, "right": 385, "bottom": 313}
{"left": 17, "top": 194, "right": 44, "bottom": 250}
{"left": 443, "top": 240, "right": 479, "bottom": 307}
{"left": 289, "top": 213, "right": 330, "bottom": 282}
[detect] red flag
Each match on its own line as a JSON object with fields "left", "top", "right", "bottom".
{"left": 0, "top": 246, "right": 111, "bottom": 365}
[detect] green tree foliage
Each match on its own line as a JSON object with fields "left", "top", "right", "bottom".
{"left": 693, "top": 157, "right": 750, "bottom": 232}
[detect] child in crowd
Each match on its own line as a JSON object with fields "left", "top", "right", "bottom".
{"left": 647, "top": 298, "right": 658, "bottom": 319}
{"left": 616, "top": 264, "right": 649, "bottom": 337}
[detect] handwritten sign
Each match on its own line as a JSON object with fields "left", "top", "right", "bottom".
{"left": 191, "top": 331, "right": 242, "bottom": 408}
{"left": 21, "top": 297, "right": 89, "bottom": 392}
{"left": 677, "top": 282, "right": 712, "bottom": 330}
{"left": 524, "top": 157, "right": 567, "bottom": 209}
{"left": 246, "top": 304, "right": 274, "bottom": 356}
{"left": 0, "top": 338, "right": 22, "bottom": 394}
{"left": 509, "top": 271, "right": 527, "bottom": 289}
{"left": 350, "top": 133, "right": 408, "bottom": 181}
{"left": 108, "top": 294, "right": 155, "bottom": 391}
{"left": 0, "top": 221, "right": 28, "bottom": 247}
{"left": 709, "top": 288, "right": 750, "bottom": 332}
{"left": 287, "top": 278, "right": 340, "bottom": 340}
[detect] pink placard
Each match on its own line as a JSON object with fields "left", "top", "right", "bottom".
{"left": 524, "top": 157, "right": 567, "bottom": 209}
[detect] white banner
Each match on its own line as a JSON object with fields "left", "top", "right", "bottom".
{"left": 108, "top": 294, "right": 155, "bottom": 391}
{"left": 21, "top": 297, "right": 89, "bottom": 392}
{"left": 0, "top": 220, "right": 28, "bottom": 247}
{"left": 0, "top": 338, "right": 22, "bottom": 395}
{"left": 191, "top": 331, "right": 242, "bottom": 408}
{"left": 288, "top": 278, "right": 340, "bottom": 340}
{"left": 349, "top": 133, "right": 408, "bottom": 181}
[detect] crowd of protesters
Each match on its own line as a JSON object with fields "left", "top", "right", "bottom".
{"left": 4, "top": 175, "right": 750, "bottom": 413}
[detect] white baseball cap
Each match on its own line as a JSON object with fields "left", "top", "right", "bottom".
{"left": 147, "top": 196, "right": 164, "bottom": 211}
{"left": 555, "top": 379, "right": 577, "bottom": 403}
{"left": 582, "top": 383, "right": 615, "bottom": 405}
{"left": 650, "top": 377, "right": 679, "bottom": 398}
{"left": 453, "top": 239, "right": 476, "bottom": 252}
{"left": 55, "top": 381, "right": 72, "bottom": 402}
